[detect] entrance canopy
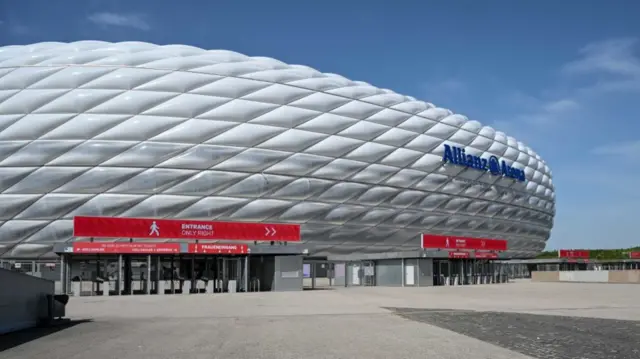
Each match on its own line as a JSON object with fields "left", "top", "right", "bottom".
{"left": 69, "top": 242, "right": 248, "bottom": 255}
{"left": 421, "top": 233, "right": 507, "bottom": 260}
{"left": 52, "top": 216, "right": 305, "bottom": 256}
{"left": 53, "top": 241, "right": 306, "bottom": 256}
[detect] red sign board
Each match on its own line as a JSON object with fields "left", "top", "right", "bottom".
{"left": 449, "top": 251, "right": 471, "bottom": 259}
{"left": 421, "top": 234, "right": 507, "bottom": 251}
{"left": 558, "top": 250, "right": 590, "bottom": 259}
{"left": 474, "top": 252, "right": 498, "bottom": 259}
{"left": 629, "top": 252, "right": 640, "bottom": 259}
{"left": 73, "top": 216, "right": 301, "bottom": 242}
{"left": 73, "top": 242, "right": 181, "bottom": 254}
{"left": 187, "top": 243, "right": 248, "bottom": 254}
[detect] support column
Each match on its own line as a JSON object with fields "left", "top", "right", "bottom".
{"left": 222, "top": 258, "right": 228, "bottom": 291}
{"left": 66, "top": 256, "right": 72, "bottom": 293}
{"left": 235, "top": 258, "right": 242, "bottom": 291}
{"left": 170, "top": 257, "right": 176, "bottom": 294}
{"left": 60, "top": 254, "right": 66, "bottom": 294}
{"left": 124, "top": 256, "right": 132, "bottom": 295}
{"left": 146, "top": 255, "right": 152, "bottom": 295}
{"left": 327, "top": 262, "right": 335, "bottom": 287}
{"left": 191, "top": 255, "right": 196, "bottom": 294}
{"left": 96, "top": 257, "right": 102, "bottom": 294}
{"left": 156, "top": 256, "right": 163, "bottom": 295}
{"left": 311, "top": 262, "right": 316, "bottom": 289}
{"left": 401, "top": 258, "right": 405, "bottom": 287}
{"left": 243, "top": 256, "right": 249, "bottom": 293}
{"left": 117, "top": 255, "right": 123, "bottom": 295}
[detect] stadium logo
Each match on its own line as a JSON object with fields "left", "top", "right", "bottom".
{"left": 442, "top": 144, "right": 525, "bottom": 182}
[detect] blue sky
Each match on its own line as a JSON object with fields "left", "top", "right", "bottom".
{"left": 1, "top": 0, "right": 639, "bottom": 250}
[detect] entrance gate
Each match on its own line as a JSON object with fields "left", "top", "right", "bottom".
{"left": 59, "top": 215, "right": 302, "bottom": 296}
{"left": 421, "top": 233, "right": 508, "bottom": 286}
{"left": 63, "top": 253, "right": 248, "bottom": 296}
{"left": 432, "top": 259, "right": 505, "bottom": 286}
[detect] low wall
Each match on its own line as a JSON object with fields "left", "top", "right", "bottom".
{"left": 559, "top": 270, "right": 609, "bottom": 283}
{"left": 532, "top": 270, "right": 640, "bottom": 284}
{"left": 608, "top": 270, "right": 640, "bottom": 284}
{"left": 531, "top": 271, "right": 560, "bottom": 282}
{"left": 0, "top": 268, "right": 55, "bottom": 334}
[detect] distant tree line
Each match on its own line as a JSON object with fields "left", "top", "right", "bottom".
{"left": 536, "top": 247, "right": 640, "bottom": 260}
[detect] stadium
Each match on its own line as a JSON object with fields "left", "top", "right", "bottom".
{"left": 0, "top": 41, "right": 555, "bottom": 262}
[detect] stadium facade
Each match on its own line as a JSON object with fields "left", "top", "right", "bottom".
{"left": 0, "top": 41, "right": 555, "bottom": 260}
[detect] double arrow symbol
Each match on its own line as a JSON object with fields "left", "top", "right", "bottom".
{"left": 264, "top": 227, "right": 277, "bottom": 236}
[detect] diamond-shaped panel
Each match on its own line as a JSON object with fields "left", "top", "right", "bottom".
{"left": 0, "top": 41, "right": 554, "bottom": 258}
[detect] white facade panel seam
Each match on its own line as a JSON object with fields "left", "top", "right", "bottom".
{"left": 0, "top": 42, "right": 554, "bottom": 259}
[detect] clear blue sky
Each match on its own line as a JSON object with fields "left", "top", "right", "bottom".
{"left": 1, "top": 0, "right": 639, "bottom": 250}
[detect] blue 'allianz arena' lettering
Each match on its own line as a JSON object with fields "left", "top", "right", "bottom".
{"left": 442, "top": 144, "right": 526, "bottom": 182}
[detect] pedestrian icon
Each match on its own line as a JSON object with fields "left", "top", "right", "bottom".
{"left": 445, "top": 238, "right": 450, "bottom": 247}
{"left": 149, "top": 221, "right": 160, "bottom": 236}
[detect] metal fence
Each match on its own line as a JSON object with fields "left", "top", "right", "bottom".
{"left": 0, "top": 259, "right": 61, "bottom": 279}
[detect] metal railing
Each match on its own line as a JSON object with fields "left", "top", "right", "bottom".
{"left": 249, "top": 277, "right": 261, "bottom": 292}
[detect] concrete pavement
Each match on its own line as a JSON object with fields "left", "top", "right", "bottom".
{"left": 2, "top": 281, "right": 639, "bottom": 359}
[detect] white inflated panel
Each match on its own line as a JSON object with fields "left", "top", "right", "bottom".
{"left": 0, "top": 41, "right": 554, "bottom": 259}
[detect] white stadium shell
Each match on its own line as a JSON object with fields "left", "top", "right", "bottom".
{"left": 0, "top": 41, "right": 555, "bottom": 259}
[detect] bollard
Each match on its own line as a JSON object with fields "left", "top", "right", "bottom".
{"left": 157, "top": 281, "right": 165, "bottom": 295}
{"left": 228, "top": 280, "right": 236, "bottom": 293}
{"left": 72, "top": 282, "right": 81, "bottom": 297}
{"left": 71, "top": 282, "right": 80, "bottom": 297}
{"left": 102, "top": 282, "right": 109, "bottom": 296}
{"left": 206, "top": 281, "right": 214, "bottom": 294}
{"left": 182, "top": 281, "right": 191, "bottom": 294}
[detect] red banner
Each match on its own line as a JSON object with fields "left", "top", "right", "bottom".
{"left": 422, "top": 234, "right": 507, "bottom": 251}
{"left": 474, "top": 252, "right": 498, "bottom": 259}
{"left": 73, "top": 216, "right": 301, "bottom": 242}
{"left": 73, "top": 242, "right": 181, "bottom": 254}
{"left": 449, "top": 251, "right": 471, "bottom": 259}
{"left": 629, "top": 252, "right": 640, "bottom": 259}
{"left": 558, "top": 249, "right": 590, "bottom": 259}
{"left": 187, "top": 243, "right": 248, "bottom": 254}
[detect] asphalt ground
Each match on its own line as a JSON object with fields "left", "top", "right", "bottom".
{"left": 1, "top": 281, "right": 639, "bottom": 359}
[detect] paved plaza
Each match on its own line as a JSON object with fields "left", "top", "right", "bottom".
{"left": 2, "top": 281, "right": 640, "bottom": 359}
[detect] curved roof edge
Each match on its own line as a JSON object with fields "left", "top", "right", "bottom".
{"left": 0, "top": 40, "right": 551, "bottom": 177}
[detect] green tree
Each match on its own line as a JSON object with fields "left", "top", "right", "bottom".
{"left": 536, "top": 247, "right": 640, "bottom": 260}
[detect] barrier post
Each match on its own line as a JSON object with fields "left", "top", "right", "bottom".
{"left": 72, "top": 282, "right": 81, "bottom": 297}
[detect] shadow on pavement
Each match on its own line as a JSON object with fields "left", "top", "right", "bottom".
{"left": 303, "top": 287, "right": 336, "bottom": 291}
{"left": 0, "top": 319, "right": 93, "bottom": 352}
{"left": 387, "top": 307, "right": 640, "bottom": 359}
